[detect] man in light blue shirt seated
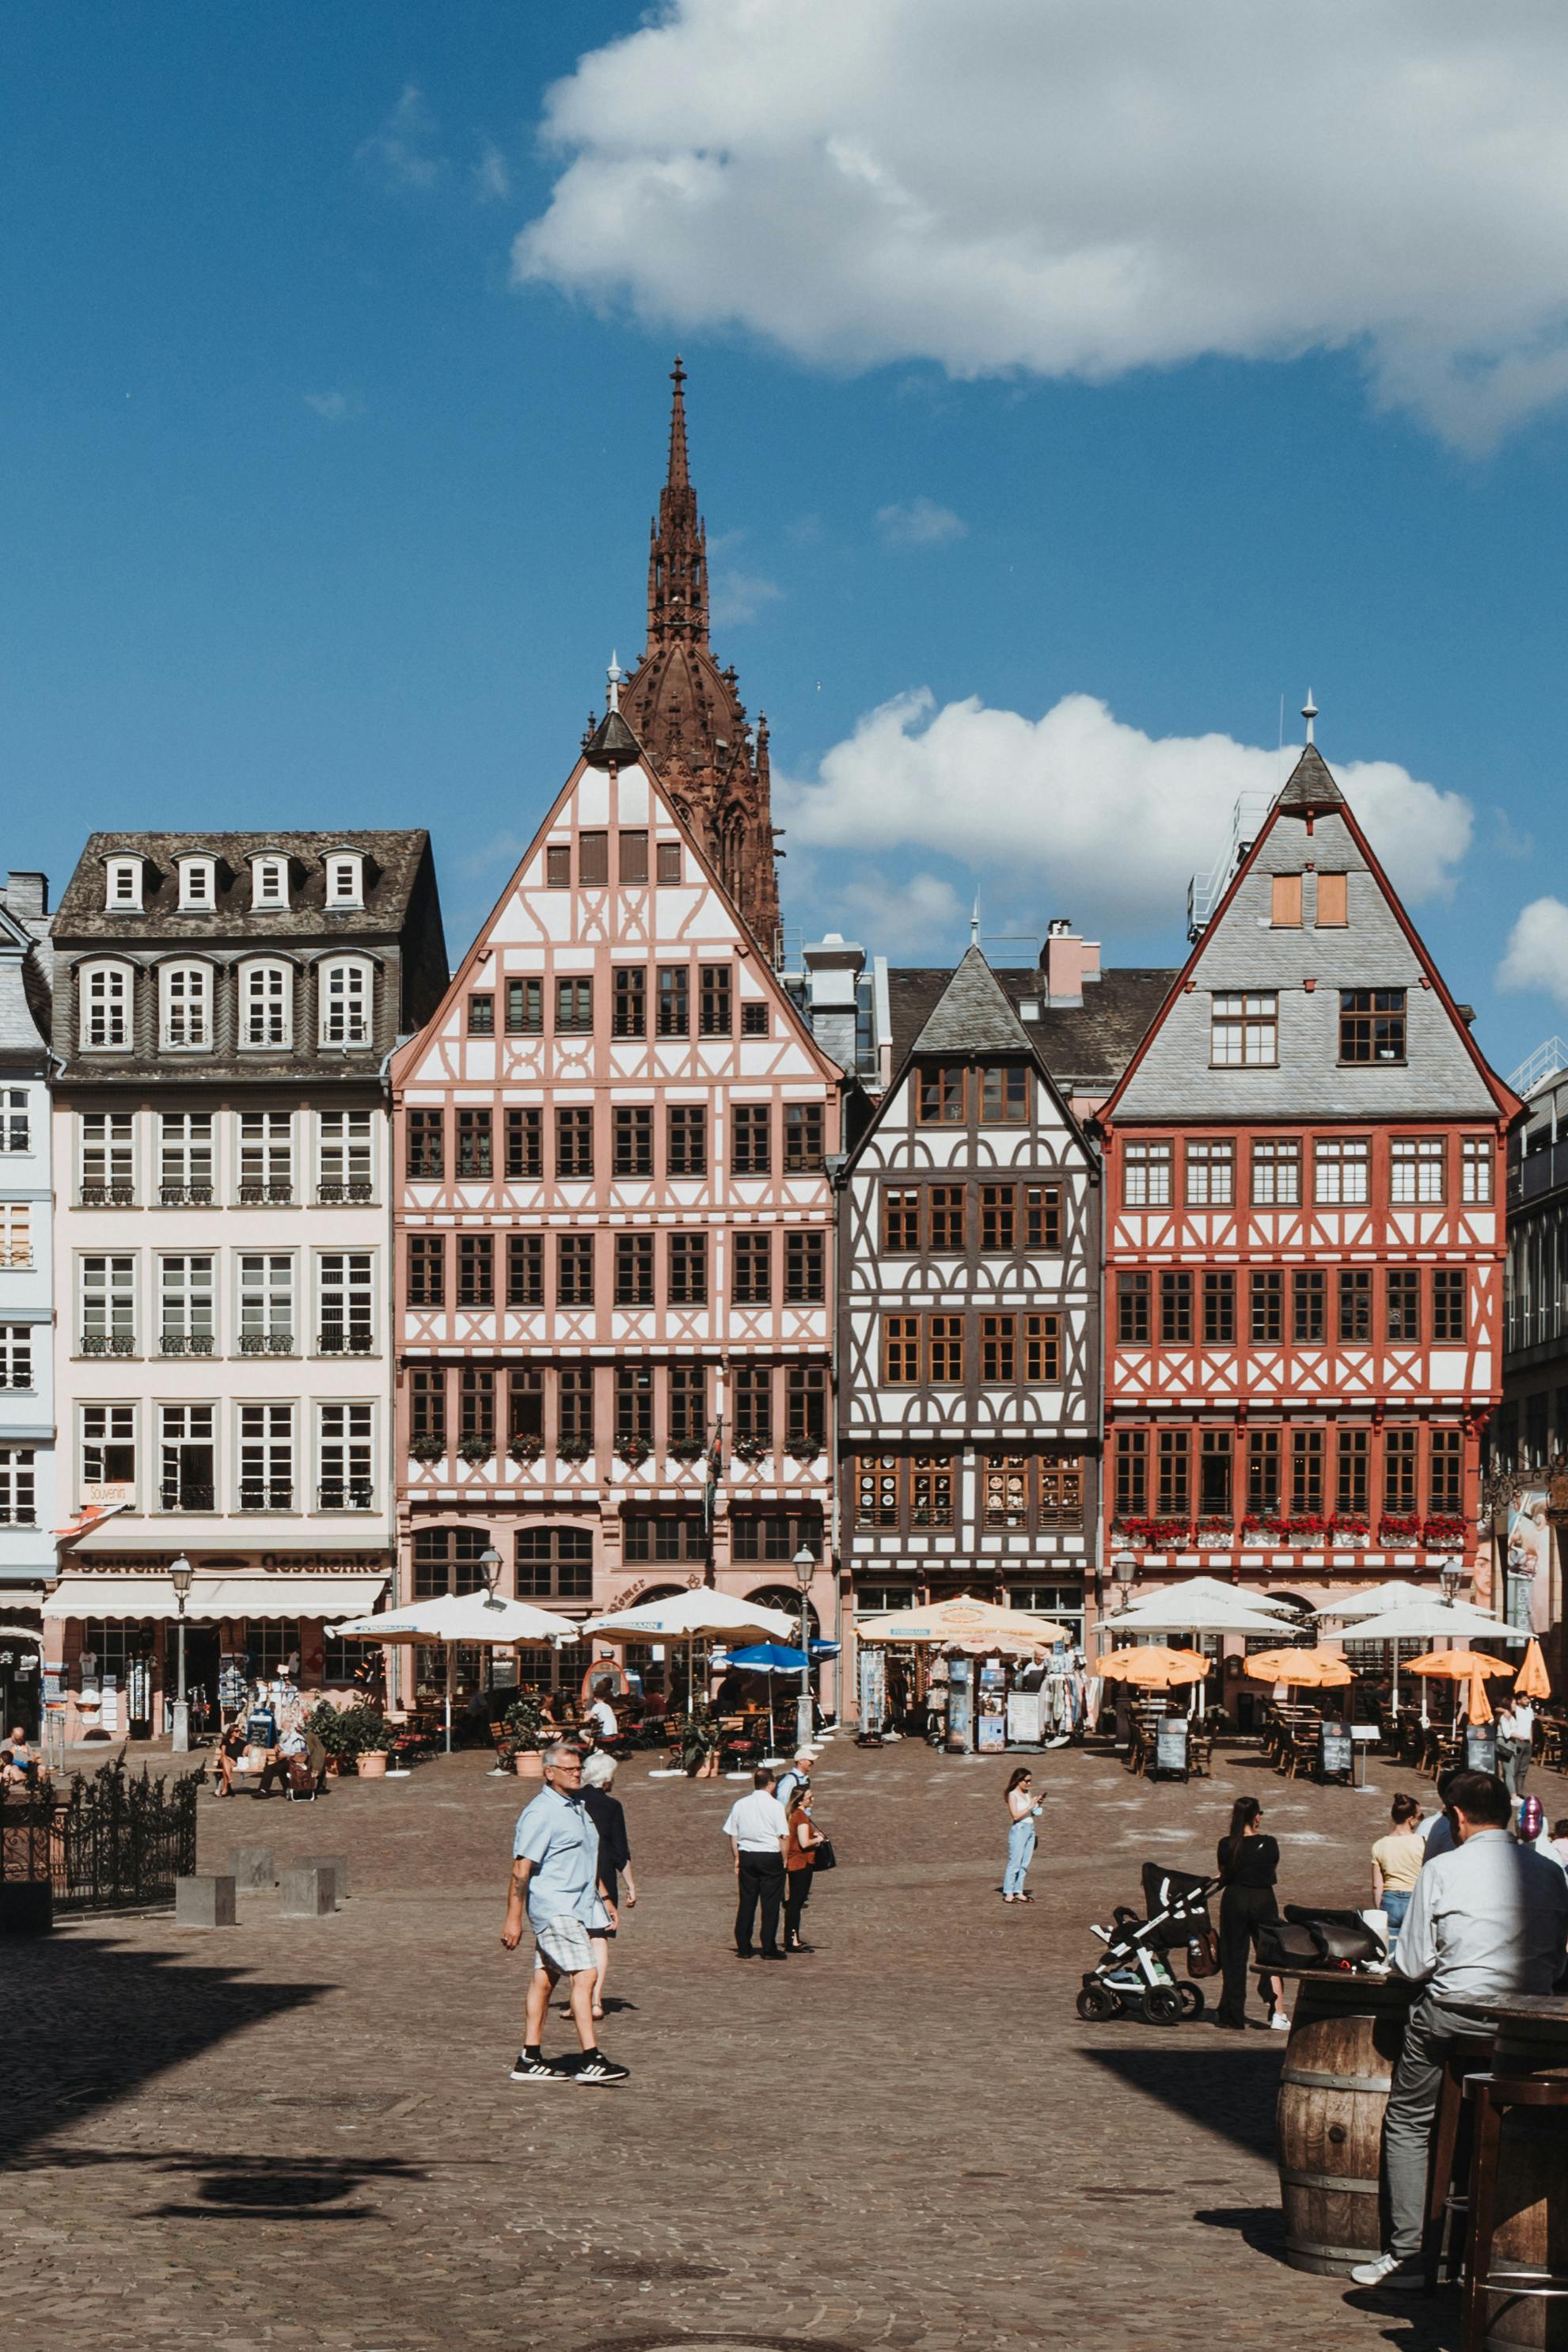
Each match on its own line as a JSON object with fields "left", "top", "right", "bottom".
{"left": 1351, "top": 1771, "right": 1568, "bottom": 2292}
{"left": 501, "top": 1740, "right": 628, "bottom": 2088}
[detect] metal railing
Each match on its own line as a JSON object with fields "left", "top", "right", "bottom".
{"left": 238, "top": 1180, "right": 294, "bottom": 1204}
{"left": 317, "top": 1180, "right": 374, "bottom": 1203}
{"left": 318, "top": 1482, "right": 375, "bottom": 1510}
{"left": 0, "top": 1763, "right": 199, "bottom": 1913}
{"left": 1507, "top": 1037, "right": 1568, "bottom": 1099}
{"left": 317, "top": 1327, "right": 374, "bottom": 1354}
{"left": 239, "top": 1331, "right": 294, "bottom": 1354}
{"left": 80, "top": 1183, "right": 135, "bottom": 1206}
{"left": 160, "top": 1332, "right": 215, "bottom": 1355}
{"left": 1186, "top": 791, "right": 1271, "bottom": 940}
{"left": 79, "top": 1332, "right": 135, "bottom": 1356}
{"left": 159, "top": 1183, "right": 215, "bottom": 1206}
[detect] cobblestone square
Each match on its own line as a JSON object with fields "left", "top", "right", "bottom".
{"left": 9, "top": 1736, "right": 1558, "bottom": 2352}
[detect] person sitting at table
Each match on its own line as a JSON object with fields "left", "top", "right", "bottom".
{"left": 1350, "top": 1770, "right": 1568, "bottom": 2292}
{"left": 586, "top": 1684, "right": 621, "bottom": 1746}
{"left": 215, "top": 1716, "right": 248, "bottom": 1797}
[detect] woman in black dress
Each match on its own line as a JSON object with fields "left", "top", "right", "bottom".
{"left": 1214, "top": 1795, "right": 1286, "bottom": 2031}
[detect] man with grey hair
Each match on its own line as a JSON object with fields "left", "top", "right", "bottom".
{"left": 775, "top": 1751, "right": 813, "bottom": 1814}
{"left": 722, "top": 1765, "right": 791, "bottom": 1959}
{"left": 502, "top": 1740, "right": 628, "bottom": 2085}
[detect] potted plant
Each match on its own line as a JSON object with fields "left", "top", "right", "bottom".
{"left": 556, "top": 1435, "right": 594, "bottom": 1465}
{"left": 615, "top": 1434, "right": 651, "bottom": 1469}
{"left": 355, "top": 1716, "right": 394, "bottom": 1778}
{"left": 732, "top": 1434, "right": 771, "bottom": 1465}
{"left": 458, "top": 1434, "right": 495, "bottom": 1466}
{"left": 502, "top": 1692, "right": 551, "bottom": 1776}
{"left": 507, "top": 1432, "right": 544, "bottom": 1466}
{"left": 681, "top": 1704, "right": 720, "bottom": 1780}
{"left": 409, "top": 1434, "right": 446, "bottom": 1464}
{"left": 667, "top": 1435, "right": 705, "bottom": 1464}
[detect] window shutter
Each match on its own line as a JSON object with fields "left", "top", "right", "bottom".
{"left": 1315, "top": 872, "right": 1347, "bottom": 925}
{"left": 1270, "top": 872, "right": 1302, "bottom": 927}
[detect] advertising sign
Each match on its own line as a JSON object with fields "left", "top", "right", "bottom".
{"left": 1155, "top": 1719, "right": 1189, "bottom": 1775}
{"left": 1506, "top": 1491, "right": 1554, "bottom": 1636}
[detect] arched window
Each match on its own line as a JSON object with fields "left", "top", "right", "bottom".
{"left": 240, "top": 959, "right": 292, "bottom": 1049}
{"left": 79, "top": 960, "right": 132, "bottom": 1049}
{"left": 319, "top": 957, "right": 372, "bottom": 1047}
{"left": 412, "top": 1526, "right": 492, "bottom": 1598}
{"left": 160, "top": 962, "right": 212, "bottom": 1049}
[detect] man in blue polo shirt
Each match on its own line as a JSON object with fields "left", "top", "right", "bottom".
{"left": 501, "top": 1740, "right": 628, "bottom": 2087}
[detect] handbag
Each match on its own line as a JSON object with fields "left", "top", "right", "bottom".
{"left": 1284, "top": 1903, "right": 1387, "bottom": 1966}
{"left": 810, "top": 1836, "right": 837, "bottom": 1872}
{"left": 1186, "top": 1927, "right": 1221, "bottom": 1979}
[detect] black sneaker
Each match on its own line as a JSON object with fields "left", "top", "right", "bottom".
{"left": 573, "top": 2053, "right": 630, "bottom": 2088}
{"left": 508, "top": 2052, "right": 572, "bottom": 2084}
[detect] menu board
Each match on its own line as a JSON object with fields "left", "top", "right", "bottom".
{"left": 1319, "top": 1720, "right": 1353, "bottom": 1778}
{"left": 1155, "top": 1719, "right": 1189, "bottom": 1774}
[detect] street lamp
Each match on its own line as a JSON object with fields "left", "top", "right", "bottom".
{"left": 1111, "top": 1550, "right": 1137, "bottom": 1605}
{"left": 169, "top": 1556, "right": 194, "bottom": 1754}
{"left": 478, "top": 1545, "right": 504, "bottom": 1609}
{"left": 792, "top": 1545, "right": 816, "bottom": 1754}
{"left": 1438, "top": 1559, "right": 1463, "bottom": 1605}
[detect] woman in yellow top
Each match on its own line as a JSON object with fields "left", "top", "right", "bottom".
{"left": 1370, "top": 1793, "right": 1424, "bottom": 1936}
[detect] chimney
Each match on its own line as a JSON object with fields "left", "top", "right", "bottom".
{"left": 3, "top": 872, "right": 48, "bottom": 921}
{"left": 801, "top": 932, "right": 865, "bottom": 1070}
{"left": 1039, "top": 917, "right": 1100, "bottom": 1007}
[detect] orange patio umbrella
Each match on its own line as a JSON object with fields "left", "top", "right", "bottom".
{"left": 1406, "top": 1650, "right": 1515, "bottom": 1680}
{"left": 1242, "top": 1647, "right": 1354, "bottom": 1689}
{"left": 1464, "top": 1665, "right": 1494, "bottom": 1727}
{"left": 1099, "top": 1645, "right": 1210, "bottom": 1689}
{"left": 1516, "top": 1638, "right": 1552, "bottom": 1701}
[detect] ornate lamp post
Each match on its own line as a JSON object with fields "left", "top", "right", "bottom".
{"left": 169, "top": 1556, "right": 194, "bottom": 1753}
{"left": 792, "top": 1545, "right": 816, "bottom": 1754}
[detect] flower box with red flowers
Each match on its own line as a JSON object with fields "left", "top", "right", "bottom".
{"left": 1121, "top": 1516, "right": 1190, "bottom": 1548}
{"left": 1380, "top": 1512, "right": 1422, "bottom": 1543}
{"left": 1422, "top": 1514, "right": 1470, "bottom": 1548}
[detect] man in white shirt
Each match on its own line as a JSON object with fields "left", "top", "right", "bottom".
{"left": 1351, "top": 1771, "right": 1568, "bottom": 2291}
{"left": 721, "top": 1767, "right": 791, "bottom": 1960}
{"left": 1497, "top": 1698, "right": 1536, "bottom": 1797}
{"left": 775, "top": 1752, "right": 813, "bottom": 1813}
{"left": 586, "top": 1687, "right": 620, "bottom": 1746}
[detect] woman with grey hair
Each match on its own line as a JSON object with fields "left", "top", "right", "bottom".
{"left": 579, "top": 1749, "right": 636, "bottom": 2020}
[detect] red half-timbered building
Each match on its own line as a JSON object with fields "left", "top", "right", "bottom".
{"left": 1097, "top": 732, "right": 1520, "bottom": 1635}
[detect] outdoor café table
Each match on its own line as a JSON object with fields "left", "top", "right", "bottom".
{"left": 1273, "top": 1966, "right": 1418, "bottom": 2276}
{"left": 1444, "top": 1993, "right": 1568, "bottom": 2346}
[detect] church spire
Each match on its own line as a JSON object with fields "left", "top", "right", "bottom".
{"left": 647, "top": 355, "right": 708, "bottom": 651}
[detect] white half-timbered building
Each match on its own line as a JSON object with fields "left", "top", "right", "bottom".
{"left": 838, "top": 947, "right": 1102, "bottom": 1640}
{"left": 392, "top": 697, "right": 845, "bottom": 1700}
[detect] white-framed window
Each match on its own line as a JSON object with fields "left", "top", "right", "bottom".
{"left": 238, "top": 1254, "right": 294, "bottom": 1352}
{"left": 82, "top": 1404, "right": 136, "bottom": 1492}
{"left": 239, "top": 1403, "right": 294, "bottom": 1510}
{"left": 80, "top": 960, "right": 131, "bottom": 1048}
{"left": 239, "top": 1111, "right": 293, "bottom": 1202}
{"left": 0, "top": 1089, "right": 28, "bottom": 1153}
{"left": 1210, "top": 991, "right": 1278, "bottom": 1067}
{"left": 319, "top": 957, "right": 372, "bottom": 1046}
{"left": 80, "top": 1112, "right": 135, "bottom": 1203}
{"left": 0, "top": 1447, "right": 36, "bottom": 1526}
{"left": 1123, "top": 1140, "right": 1172, "bottom": 1207}
{"left": 1462, "top": 1136, "right": 1494, "bottom": 1205}
{"left": 159, "top": 1404, "right": 215, "bottom": 1511}
{"left": 160, "top": 961, "right": 212, "bottom": 1049}
{"left": 159, "top": 1253, "right": 215, "bottom": 1355}
{"left": 0, "top": 1204, "right": 32, "bottom": 1267}
{"left": 1185, "top": 1138, "right": 1235, "bottom": 1207}
{"left": 177, "top": 855, "right": 217, "bottom": 911}
{"left": 317, "top": 1252, "right": 374, "bottom": 1353}
{"left": 1314, "top": 1137, "right": 1372, "bottom": 1206}
{"left": 241, "top": 959, "right": 292, "bottom": 1048}
{"left": 318, "top": 1108, "right": 374, "bottom": 1200}
{"left": 1251, "top": 1138, "right": 1301, "bottom": 1206}
{"left": 1391, "top": 1136, "right": 1445, "bottom": 1206}
{"left": 80, "top": 1255, "right": 135, "bottom": 1352}
{"left": 317, "top": 1401, "right": 374, "bottom": 1510}
{"left": 325, "top": 853, "right": 363, "bottom": 909}
{"left": 250, "top": 855, "right": 289, "bottom": 909}
{"left": 105, "top": 857, "right": 144, "bottom": 913}
{"left": 159, "top": 1111, "right": 215, "bottom": 1203}
{"left": 0, "top": 1325, "right": 33, "bottom": 1389}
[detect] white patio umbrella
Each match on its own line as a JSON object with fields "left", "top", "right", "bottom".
{"left": 1316, "top": 1579, "right": 1437, "bottom": 1624}
{"left": 1332, "top": 1596, "right": 1513, "bottom": 1719}
{"left": 583, "top": 1587, "right": 795, "bottom": 1714}
{"left": 334, "top": 1589, "right": 579, "bottom": 1753}
{"left": 1099, "top": 1587, "right": 1304, "bottom": 1638}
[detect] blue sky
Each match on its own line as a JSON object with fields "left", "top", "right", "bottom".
{"left": 6, "top": 2, "right": 1568, "bottom": 1081}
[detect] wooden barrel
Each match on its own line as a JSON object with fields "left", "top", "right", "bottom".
{"left": 1475, "top": 2008, "right": 1568, "bottom": 2352}
{"left": 1275, "top": 1970, "right": 1415, "bottom": 2275}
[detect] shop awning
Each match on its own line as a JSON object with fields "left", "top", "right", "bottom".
{"left": 41, "top": 1574, "right": 388, "bottom": 1624}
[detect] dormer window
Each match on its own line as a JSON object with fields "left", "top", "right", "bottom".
{"left": 106, "top": 858, "right": 144, "bottom": 914}
{"left": 251, "top": 856, "right": 289, "bottom": 910}
{"left": 325, "top": 855, "right": 363, "bottom": 910}
{"left": 178, "top": 857, "right": 217, "bottom": 912}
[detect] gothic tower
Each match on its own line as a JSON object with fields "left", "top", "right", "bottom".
{"left": 620, "top": 359, "right": 783, "bottom": 953}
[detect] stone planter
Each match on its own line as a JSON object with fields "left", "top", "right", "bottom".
{"left": 357, "top": 1751, "right": 389, "bottom": 1780}
{"left": 514, "top": 1751, "right": 544, "bottom": 1779}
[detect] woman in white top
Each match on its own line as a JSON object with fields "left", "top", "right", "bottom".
{"left": 1497, "top": 1699, "right": 1536, "bottom": 1797}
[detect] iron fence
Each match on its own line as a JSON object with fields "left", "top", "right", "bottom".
{"left": 0, "top": 1761, "right": 199, "bottom": 1912}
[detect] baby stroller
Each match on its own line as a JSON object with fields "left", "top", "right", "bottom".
{"left": 1076, "top": 1862, "right": 1219, "bottom": 2026}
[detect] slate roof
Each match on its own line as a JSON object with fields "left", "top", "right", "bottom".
{"left": 887, "top": 963, "right": 1176, "bottom": 1092}
{"left": 1275, "top": 743, "right": 1345, "bottom": 815}
{"left": 53, "top": 830, "right": 432, "bottom": 938}
{"left": 0, "top": 883, "right": 52, "bottom": 1056}
{"left": 909, "top": 945, "right": 1037, "bottom": 1055}
{"left": 583, "top": 709, "right": 643, "bottom": 768}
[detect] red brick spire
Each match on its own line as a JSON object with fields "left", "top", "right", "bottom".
{"left": 647, "top": 355, "right": 708, "bottom": 648}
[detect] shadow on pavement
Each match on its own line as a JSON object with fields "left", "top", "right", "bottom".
{"left": 1079, "top": 2038, "right": 1285, "bottom": 2161}
{"left": 142, "top": 2150, "right": 425, "bottom": 2222}
{"left": 0, "top": 1934, "right": 329, "bottom": 2164}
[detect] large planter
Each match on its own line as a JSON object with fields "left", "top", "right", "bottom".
{"left": 357, "top": 1750, "right": 389, "bottom": 1780}
{"left": 514, "top": 1751, "right": 544, "bottom": 1778}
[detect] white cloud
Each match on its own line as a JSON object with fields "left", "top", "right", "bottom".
{"left": 515, "top": 0, "right": 1568, "bottom": 446}
{"left": 1498, "top": 899, "right": 1568, "bottom": 1009}
{"left": 875, "top": 496, "right": 967, "bottom": 549}
{"left": 474, "top": 141, "right": 512, "bottom": 204}
{"left": 830, "top": 868, "right": 965, "bottom": 953}
{"left": 780, "top": 690, "right": 1472, "bottom": 935}
{"left": 357, "top": 85, "right": 445, "bottom": 191}
{"left": 302, "top": 390, "right": 364, "bottom": 424}
{"left": 710, "top": 568, "right": 783, "bottom": 625}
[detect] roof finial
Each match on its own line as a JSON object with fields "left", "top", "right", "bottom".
{"left": 1302, "top": 688, "right": 1319, "bottom": 746}
{"left": 606, "top": 651, "right": 623, "bottom": 714}
{"left": 970, "top": 893, "right": 981, "bottom": 949}
{"left": 667, "top": 355, "right": 689, "bottom": 492}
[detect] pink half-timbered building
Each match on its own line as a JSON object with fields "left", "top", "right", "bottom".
{"left": 390, "top": 697, "right": 844, "bottom": 1700}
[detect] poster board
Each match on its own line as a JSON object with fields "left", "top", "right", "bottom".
{"left": 1506, "top": 1490, "right": 1552, "bottom": 1638}
{"left": 1006, "top": 1688, "right": 1045, "bottom": 1746}
{"left": 1154, "top": 1719, "right": 1189, "bottom": 1774}
{"left": 1319, "top": 1719, "right": 1353, "bottom": 1779}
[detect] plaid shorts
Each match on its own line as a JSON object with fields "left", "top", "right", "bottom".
{"left": 532, "top": 1913, "right": 595, "bottom": 1976}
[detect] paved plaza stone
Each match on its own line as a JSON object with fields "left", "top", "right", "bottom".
{"left": 8, "top": 1737, "right": 1559, "bottom": 2352}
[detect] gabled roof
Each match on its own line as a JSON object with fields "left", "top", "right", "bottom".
{"left": 910, "top": 945, "right": 1037, "bottom": 1056}
{"left": 886, "top": 963, "right": 1175, "bottom": 1090}
{"left": 1275, "top": 743, "right": 1344, "bottom": 815}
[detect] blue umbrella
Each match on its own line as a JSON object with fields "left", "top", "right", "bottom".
{"left": 729, "top": 1642, "right": 808, "bottom": 1673}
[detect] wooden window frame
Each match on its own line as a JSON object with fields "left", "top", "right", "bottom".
{"left": 917, "top": 1065, "right": 966, "bottom": 1126}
